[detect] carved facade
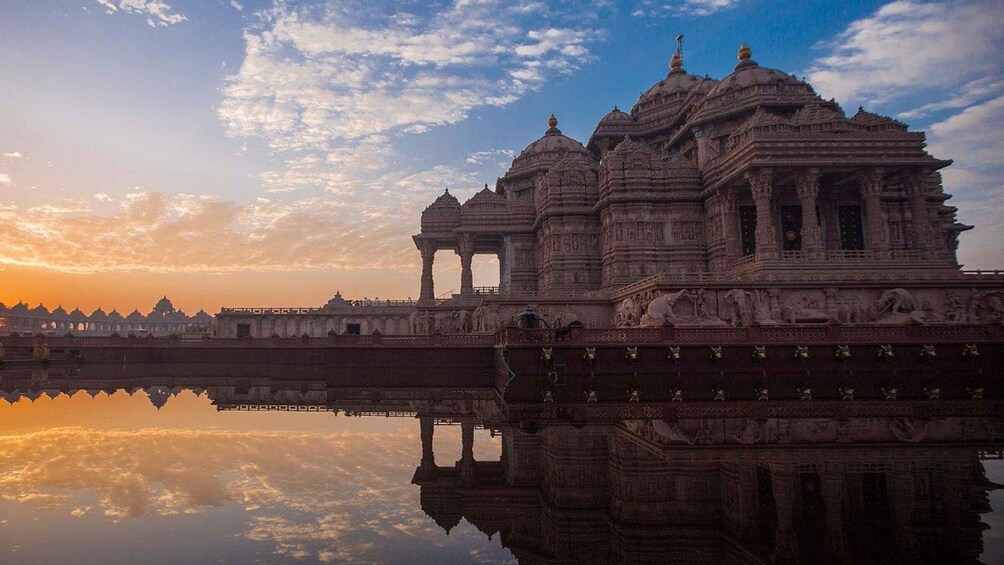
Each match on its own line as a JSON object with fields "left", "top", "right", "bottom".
{"left": 407, "top": 42, "right": 1001, "bottom": 332}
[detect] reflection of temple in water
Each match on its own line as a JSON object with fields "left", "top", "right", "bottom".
{"left": 413, "top": 418, "right": 1001, "bottom": 564}
{"left": 1, "top": 369, "right": 1001, "bottom": 564}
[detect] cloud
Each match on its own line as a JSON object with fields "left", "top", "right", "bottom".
{"left": 807, "top": 0, "right": 1004, "bottom": 269}
{"left": 0, "top": 172, "right": 10, "bottom": 185}
{"left": 631, "top": 0, "right": 740, "bottom": 17}
{"left": 0, "top": 424, "right": 510, "bottom": 563}
{"left": 218, "top": 1, "right": 600, "bottom": 153}
{"left": 1, "top": 151, "right": 23, "bottom": 159}
{"left": 927, "top": 95, "right": 1004, "bottom": 269}
{"left": 95, "top": 0, "right": 188, "bottom": 27}
{"left": 806, "top": 1, "right": 1004, "bottom": 109}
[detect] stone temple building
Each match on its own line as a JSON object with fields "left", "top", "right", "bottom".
{"left": 0, "top": 296, "right": 213, "bottom": 337}
{"left": 214, "top": 41, "right": 1003, "bottom": 338}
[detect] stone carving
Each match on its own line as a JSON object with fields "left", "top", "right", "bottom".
{"left": 721, "top": 289, "right": 773, "bottom": 326}
{"left": 967, "top": 289, "right": 1004, "bottom": 323}
{"left": 614, "top": 297, "right": 643, "bottom": 327}
{"left": 638, "top": 289, "right": 723, "bottom": 326}
{"left": 781, "top": 292, "right": 831, "bottom": 324}
{"left": 869, "top": 288, "right": 923, "bottom": 324}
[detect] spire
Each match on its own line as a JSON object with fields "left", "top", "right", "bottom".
{"left": 735, "top": 42, "right": 756, "bottom": 70}
{"left": 545, "top": 113, "right": 561, "bottom": 135}
{"left": 738, "top": 42, "right": 751, "bottom": 61}
{"left": 670, "top": 33, "right": 684, "bottom": 72}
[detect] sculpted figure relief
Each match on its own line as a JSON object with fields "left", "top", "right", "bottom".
{"left": 639, "top": 289, "right": 722, "bottom": 327}
{"left": 967, "top": 289, "right": 1004, "bottom": 323}
{"left": 722, "top": 289, "right": 774, "bottom": 326}
{"left": 869, "top": 288, "right": 924, "bottom": 324}
{"left": 781, "top": 292, "right": 831, "bottom": 324}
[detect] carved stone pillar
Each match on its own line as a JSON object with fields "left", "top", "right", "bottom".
{"left": 719, "top": 188, "right": 740, "bottom": 267}
{"left": 770, "top": 463, "right": 801, "bottom": 564}
{"left": 746, "top": 169, "right": 778, "bottom": 260}
{"left": 859, "top": 169, "right": 892, "bottom": 259}
{"left": 418, "top": 416, "right": 436, "bottom": 477}
{"left": 906, "top": 173, "right": 934, "bottom": 252}
{"left": 820, "top": 464, "right": 852, "bottom": 564}
{"left": 458, "top": 419, "right": 476, "bottom": 486}
{"left": 796, "top": 169, "right": 824, "bottom": 258}
{"left": 456, "top": 233, "right": 475, "bottom": 296}
{"left": 889, "top": 464, "right": 918, "bottom": 562}
{"left": 418, "top": 240, "right": 436, "bottom": 304}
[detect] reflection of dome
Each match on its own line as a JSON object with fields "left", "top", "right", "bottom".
{"left": 146, "top": 386, "right": 171, "bottom": 410}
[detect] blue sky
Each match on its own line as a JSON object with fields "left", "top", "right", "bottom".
{"left": 0, "top": 0, "right": 1001, "bottom": 311}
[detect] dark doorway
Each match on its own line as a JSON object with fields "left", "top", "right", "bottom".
{"left": 346, "top": 323, "right": 361, "bottom": 335}
{"left": 236, "top": 324, "right": 251, "bottom": 338}
{"left": 740, "top": 205, "right": 757, "bottom": 255}
{"left": 839, "top": 205, "right": 865, "bottom": 250}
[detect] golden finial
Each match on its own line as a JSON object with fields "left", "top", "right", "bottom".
{"left": 738, "top": 43, "right": 752, "bottom": 62}
{"left": 670, "top": 33, "right": 683, "bottom": 71}
{"left": 548, "top": 114, "right": 558, "bottom": 128}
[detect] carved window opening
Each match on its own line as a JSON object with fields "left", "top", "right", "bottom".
{"left": 740, "top": 205, "right": 757, "bottom": 255}
{"left": 236, "top": 324, "right": 251, "bottom": 339}
{"left": 345, "top": 323, "right": 361, "bottom": 335}
{"left": 781, "top": 205, "right": 803, "bottom": 251}
{"left": 838, "top": 205, "right": 865, "bottom": 250}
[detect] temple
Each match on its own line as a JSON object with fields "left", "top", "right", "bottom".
{"left": 214, "top": 41, "right": 1001, "bottom": 338}
{"left": 3, "top": 41, "right": 1002, "bottom": 339}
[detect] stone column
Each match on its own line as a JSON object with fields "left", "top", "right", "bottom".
{"left": 418, "top": 416, "right": 436, "bottom": 477}
{"left": 770, "top": 463, "right": 801, "bottom": 564}
{"left": 820, "top": 464, "right": 852, "bottom": 564}
{"left": 457, "top": 233, "right": 475, "bottom": 296}
{"left": 719, "top": 188, "right": 740, "bottom": 266}
{"left": 796, "top": 169, "right": 824, "bottom": 258}
{"left": 889, "top": 464, "right": 918, "bottom": 562}
{"left": 746, "top": 169, "right": 778, "bottom": 260}
{"left": 459, "top": 419, "right": 476, "bottom": 486}
{"left": 418, "top": 240, "right": 436, "bottom": 304}
{"left": 906, "top": 172, "right": 933, "bottom": 252}
{"left": 859, "top": 169, "right": 892, "bottom": 259}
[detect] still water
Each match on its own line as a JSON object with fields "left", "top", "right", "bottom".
{"left": 1, "top": 378, "right": 1002, "bottom": 564}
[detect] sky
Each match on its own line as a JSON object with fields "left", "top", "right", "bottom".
{"left": 0, "top": 0, "right": 1001, "bottom": 314}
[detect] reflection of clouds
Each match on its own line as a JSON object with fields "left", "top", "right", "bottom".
{"left": 0, "top": 426, "right": 511, "bottom": 563}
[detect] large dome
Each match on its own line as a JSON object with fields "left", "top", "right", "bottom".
{"left": 631, "top": 52, "right": 717, "bottom": 125}
{"left": 696, "top": 44, "right": 816, "bottom": 122}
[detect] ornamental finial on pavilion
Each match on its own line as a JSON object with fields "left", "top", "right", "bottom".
{"left": 548, "top": 114, "right": 558, "bottom": 128}
{"left": 670, "top": 33, "right": 683, "bottom": 72}
{"left": 738, "top": 43, "right": 751, "bottom": 61}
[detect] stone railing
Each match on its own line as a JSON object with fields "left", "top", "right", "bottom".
{"left": 220, "top": 300, "right": 418, "bottom": 315}
{"left": 498, "top": 324, "right": 1003, "bottom": 347}
{"left": 0, "top": 332, "right": 496, "bottom": 349}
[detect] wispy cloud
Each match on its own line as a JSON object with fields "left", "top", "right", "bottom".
{"left": 631, "top": 0, "right": 740, "bottom": 17}
{"left": 95, "top": 0, "right": 188, "bottom": 27}
{"left": 806, "top": 0, "right": 1004, "bottom": 109}
{"left": 807, "top": 0, "right": 1004, "bottom": 269}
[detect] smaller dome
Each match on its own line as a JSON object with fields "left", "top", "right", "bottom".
{"left": 153, "top": 296, "right": 175, "bottom": 314}
{"left": 599, "top": 106, "right": 632, "bottom": 124}
{"left": 516, "top": 114, "right": 590, "bottom": 157}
